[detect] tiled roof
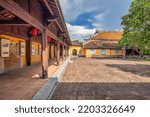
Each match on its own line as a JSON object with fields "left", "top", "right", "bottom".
{"left": 83, "top": 31, "right": 123, "bottom": 49}
{"left": 84, "top": 40, "right": 120, "bottom": 49}
{"left": 92, "top": 31, "right": 123, "bottom": 40}
{"left": 71, "top": 40, "right": 82, "bottom": 46}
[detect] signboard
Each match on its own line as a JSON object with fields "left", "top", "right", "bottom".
{"left": 0, "top": 39, "right": 10, "bottom": 57}
{"left": 20, "top": 42, "right": 25, "bottom": 56}
{"left": 35, "top": 47, "right": 38, "bottom": 55}
{"left": 32, "top": 44, "right": 35, "bottom": 56}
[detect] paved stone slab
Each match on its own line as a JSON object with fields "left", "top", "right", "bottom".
{"left": 52, "top": 57, "right": 150, "bottom": 100}
{"left": 32, "top": 57, "right": 71, "bottom": 100}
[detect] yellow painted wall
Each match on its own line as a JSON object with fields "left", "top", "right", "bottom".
{"left": 0, "top": 34, "right": 26, "bottom": 66}
{"left": 106, "top": 49, "right": 111, "bottom": 56}
{"left": 69, "top": 45, "right": 83, "bottom": 56}
{"left": 80, "top": 48, "right": 86, "bottom": 56}
{"left": 119, "top": 50, "right": 124, "bottom": 55}
{"left": 85, "top": 48, "right": 124, "bottom": 58}
{"left": 69, "top": 45, "right": 124, "bottom": 58}
{"left": 110, "top": 49, "right": 124, "bottom": 56}
{"left": 110, "top": 50, "right": 115, "bottom": 56}
{"left": 85, "top": 49, "right": 92, "bottom": 58}
{"left": 31, "top": 42, "right": 41, "bottom": 64}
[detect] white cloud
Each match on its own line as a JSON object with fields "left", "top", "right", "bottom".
{"left": 60, "top": 0, "right": 132, "bottom": 41}
{"left": 115, "top": 29, "right": 123, "bottom": 31}
{"left": 92, "top": 14, "right": 104, "bottom": 29}
{"left": 66, "top": 23, "right": 96, "bottom": 42}
{"left": 94, "top": 14, "right": 105, "bottom": 21}
{"left": 60, "top": 0, "right": 98, "bottom": 21}
{"left": 92, "top": 10, "right": 110, "bottom": 28}
{"left": 87, "top": 19, "right": 93, "bottom": 22}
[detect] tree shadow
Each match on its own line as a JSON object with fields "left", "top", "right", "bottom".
{"left": 51, "top": 82, "right": 150, "bottom": 100}
{"left": 106, "top": 64, "right": 150, "bottom": 77}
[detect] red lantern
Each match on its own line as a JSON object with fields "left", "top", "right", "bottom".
{"left": 47, "top": 36, "right": 51, "bottom": 42}
{"left": 32, "top": 28, "right": 38, "bottom": 36}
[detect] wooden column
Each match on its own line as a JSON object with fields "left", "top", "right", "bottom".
{"left": 62, "top": 43, "right": 65, "bottom": 61}
{"left": 41, "top": 29, "right": 49, "bottom": 78}
{"left": 26, "top": 38, "right": 31, "bottom": 66}
{"left": 64, "top": 46, "right": 66, "bottom": 58}
{"left": 54, "top": 45, "right": 57, "bottom": 58}
{"left": 65, "top": 46, "right": 67, "bottom": 58}
{"left": 56, "top": 40, "right": 60, "bottom": 66}
{"left": 66, "top": 47, "right": 69, "bottom": 56}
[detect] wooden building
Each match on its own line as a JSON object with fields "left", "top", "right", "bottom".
{"left": 0, "top": 0, "right": 71, "bottom": 78}
{"left": 69, "top": 31, "right": 125, "bottom": 58}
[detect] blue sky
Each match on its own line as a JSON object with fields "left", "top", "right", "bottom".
{"left": 60, "top": 0, "right": 133, "bottom": 41}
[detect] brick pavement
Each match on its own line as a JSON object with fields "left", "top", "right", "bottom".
{"left": 52, "top": 58, "right": 150, "bottom": 100}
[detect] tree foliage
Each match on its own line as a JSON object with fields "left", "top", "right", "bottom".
{"left": 119, "top": 0, "right": 150, "bottom": 54}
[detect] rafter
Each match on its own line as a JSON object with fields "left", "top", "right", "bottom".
{"left": 0, "top": 17, "right": 28, "bottom": 25}
{"left": 43, "top": 0, "right": 54, "bottom": 16}
{"left": 0, "top": 0, "right": 44, "bottom": 31}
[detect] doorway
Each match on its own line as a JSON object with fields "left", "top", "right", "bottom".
{"left": 72, "top": 49, "right": 77, "bottom": 56}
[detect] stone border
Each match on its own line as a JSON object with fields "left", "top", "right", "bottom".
{"left": 32, "top": 56, "right": 71, "bottom": 100}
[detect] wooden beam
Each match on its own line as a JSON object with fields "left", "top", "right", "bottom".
{"left": 53, "top": 0, "right": 71, "bottom": 44}
{"left": 49, "top": 0, "right": 56, "bottom": 5}
{"left": 0, "top": 1, "right": 62, "bottom": 42}
{"left": 43, "top": 0, "right": 54, "bottom": 16}
{"left": 0, "top": 0, "right": 44, "bottom": 31}
{"left": 46, "top": 28, "right": 58, "bottom": 40}
{"left": 47, "top": 16, "right": 59, "bottom": 22}
{"left": 0, "top": 17, "right": 28, "bottom": 25}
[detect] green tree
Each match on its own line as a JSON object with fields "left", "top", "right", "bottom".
{"left": 119, "top": 0, "right": 150, "bottom": 55}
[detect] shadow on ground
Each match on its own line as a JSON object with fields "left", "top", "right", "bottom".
{"left": 51, "top": 82, "right": 150, "bottom": 100}
{"left": 106, "top": 64, "right": 150, "bottom": 77}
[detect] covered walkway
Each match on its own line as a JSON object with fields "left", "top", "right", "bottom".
{"left": 0, "top": 58, "right": 64, "bottom": 100}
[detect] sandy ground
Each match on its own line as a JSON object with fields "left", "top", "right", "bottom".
{"left": 52, "top": 57, "right": 150, "bottom": 100}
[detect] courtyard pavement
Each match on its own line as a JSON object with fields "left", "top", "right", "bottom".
{"left": 0, "top": 59, "right": 64, "bottom": 100}
{"left": 52, "top": 57, "right": 150, "bottom": 100}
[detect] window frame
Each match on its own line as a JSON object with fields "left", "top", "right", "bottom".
{"left": 101, "top": 49, "right": 106, "bottom": 55}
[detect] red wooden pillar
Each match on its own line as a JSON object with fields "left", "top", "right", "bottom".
{"left": 41, "top": 29, "right": 49, "bottom": 78}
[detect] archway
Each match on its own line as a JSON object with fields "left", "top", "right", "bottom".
{"left": 72, "top": 49, "right": 77, "bottom": 56}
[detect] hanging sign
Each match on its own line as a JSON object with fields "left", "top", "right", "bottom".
{"left": 0, "top": 39, "right": 10, "bottom": 57}
{"left": 32, "top": 43, "right": 35, "bottom": 56}
{"left": 20, "top": 42, "right": 25, "bottom": 56}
